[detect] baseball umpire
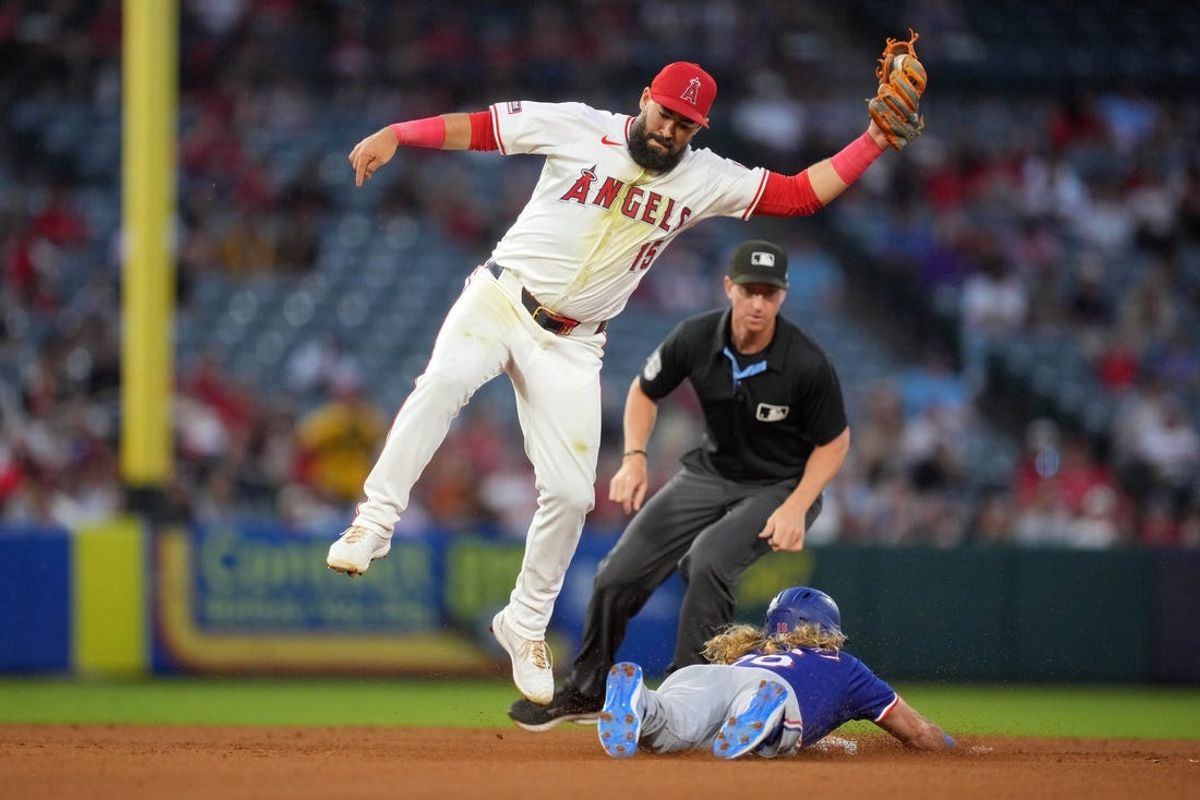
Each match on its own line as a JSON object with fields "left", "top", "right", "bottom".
{"left": 328, "top": 36, "right": 926, "bottom": 705}
{"left": 596, "top": 585, "right": 956, "bottom": 759}
{"left": 509, "top": 239, "right": 850, "bottom": 730}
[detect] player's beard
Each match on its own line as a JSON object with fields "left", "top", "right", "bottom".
{"left": 627, "top": 117, "right": 686, "bottom": 173}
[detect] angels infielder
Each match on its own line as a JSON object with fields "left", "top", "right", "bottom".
{"left": 327, "top": 61, "right": 911, "bottom": 704}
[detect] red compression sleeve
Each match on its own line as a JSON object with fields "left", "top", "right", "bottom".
{"left": 755, "top": 170, "right": 823, "bottom": 217}
{"left": 754, "top": 131, "right": 886, "bottom": 217}
{"left": 830, "top": 131, "right": 885, "bottom": 184}
{"left": 388, "top": 116, "right": 446, "bottom": 148}
{"left": 467, "top": 111, "right": 498, "bottom": 151}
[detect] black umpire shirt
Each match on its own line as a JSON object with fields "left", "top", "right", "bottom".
{"left": 638, "top": 309, "right": 847, "bottom": 485}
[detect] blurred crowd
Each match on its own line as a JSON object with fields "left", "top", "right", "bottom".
{"left": 834, "top": 77, "right": 1200, "bottom": 546}
{"left": 1, "top": 0, "right": 1197, "bottom": 547}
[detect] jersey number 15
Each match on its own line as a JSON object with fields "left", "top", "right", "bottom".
{"left": 629, "top": 241, "right": 663, "bottom": 271}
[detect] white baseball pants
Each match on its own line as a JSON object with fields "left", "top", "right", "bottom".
{"left": 353, "top": 266, "right": 604, "bottom": 639}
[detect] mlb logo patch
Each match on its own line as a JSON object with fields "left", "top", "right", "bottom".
{"left": 756, "top": 403, "right": 789, "bottom": 422}
{"left": 751, "top": 251, "right": 776, "bottom": 267}
{"left": 507, "top": 101, "right": 523, "bottom": 114}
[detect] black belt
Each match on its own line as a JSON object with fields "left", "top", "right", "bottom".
{"left": 485, "top": 261, "right": 607, "bottom": 336}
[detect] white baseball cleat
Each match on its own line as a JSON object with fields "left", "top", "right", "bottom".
{"left": 491, "top": 609, "right": 554, "bottom": 705}
{"left": 326, "top": 526, "right": 391, "bottom": 576}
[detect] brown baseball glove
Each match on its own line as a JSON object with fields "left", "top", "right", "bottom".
{"left": 868, "top": 30, "right": 927, "bottom": 150}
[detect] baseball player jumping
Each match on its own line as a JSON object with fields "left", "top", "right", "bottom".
{"left": 595, "top": 586, "right": 956, "bottom": 759}
{"left": 327, "top": 40, "right": 927, "bottom": 704}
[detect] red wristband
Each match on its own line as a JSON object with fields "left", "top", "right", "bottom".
{"left": 388, "top": 116, "right": 447, "bottom": 149}
{"left": 829, "top": 131, "right": 884, "bottom": 184}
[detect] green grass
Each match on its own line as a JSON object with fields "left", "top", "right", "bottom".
{"left": 2, "top": 679, "right": 1198, "bottom": 739}
{"left": 0, "top": 678, "right": 513, "bottom": 728}
{"left": 844, "top": 684, "right": 1200, "bottom": 740}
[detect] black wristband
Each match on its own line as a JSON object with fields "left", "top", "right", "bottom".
{"left": 622, "top": 449, "right": 647, "bottom": 458}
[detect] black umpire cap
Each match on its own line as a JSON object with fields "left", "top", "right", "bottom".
{"left": 728, "top": 240, "right": 788, "bottom": 289}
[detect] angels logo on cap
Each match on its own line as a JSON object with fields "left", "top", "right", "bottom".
{"left": 680, "top": 77, "right": 701, "bottom": 105}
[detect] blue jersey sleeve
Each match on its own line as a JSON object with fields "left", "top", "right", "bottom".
{"left": 843, "top": 654, "right": 898, "bottom": 721}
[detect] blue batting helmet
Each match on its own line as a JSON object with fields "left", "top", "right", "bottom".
{"left": 765, "top": 586, "right": 842, "bottom": 636}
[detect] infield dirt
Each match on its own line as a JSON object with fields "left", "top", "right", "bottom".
{"left": 2, "top": 724, "right": 1197, "bottom": 799}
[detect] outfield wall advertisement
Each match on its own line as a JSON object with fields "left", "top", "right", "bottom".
{"left": 2, "top": 521, "right": 1198, "bottom": 682}
{"left": 150, "top": 523, "right": 702, "bottom": 676}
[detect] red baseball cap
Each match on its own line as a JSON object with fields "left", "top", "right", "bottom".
{"left": 649, "top": 62, "right": 717, "bottom": 127}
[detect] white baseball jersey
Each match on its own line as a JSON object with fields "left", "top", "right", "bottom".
{"left": 488, "top": 101, "right": 768, "bottom": 322}
{"left": 349, "top": 99, "right": 769, "bottom": 652}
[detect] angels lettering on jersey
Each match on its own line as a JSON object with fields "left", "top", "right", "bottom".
{"left": 487, "top": 100, "right": 767, "bottom": 323}
{"left": 558, "top": 164, "right": 694, "bottom": 239}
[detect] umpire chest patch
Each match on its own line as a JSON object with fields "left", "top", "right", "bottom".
{"left": 756, "top": 403, "right": 790, "bottom": 423}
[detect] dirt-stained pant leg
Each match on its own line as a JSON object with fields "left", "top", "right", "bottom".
{"left": 640, "top": 665, "right": 802, "bottom": 755}
{"left": 355, "top": 267, "right": 604, "bottom": 640}
{"left": 504, "top": 319, "right": 605, "bottom": 640}
{"left": 354, "top": 268, "right": 515, "bottom": 535}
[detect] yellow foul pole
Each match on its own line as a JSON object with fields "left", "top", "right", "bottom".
{"left": 121, "top": 0, "right": 177, "bottom": 495}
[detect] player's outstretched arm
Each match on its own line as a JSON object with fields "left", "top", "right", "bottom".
{"left": 348, "top": 113, "right": 480, "bottom": 187}
{"left": 875, "top": 696, "right": 956, "bottom": 751}
{"left": 752, "top": 128, "right": 888, "bottom": 217}
{"left": 753, "top": 32, "right": 925, "bottom": 217}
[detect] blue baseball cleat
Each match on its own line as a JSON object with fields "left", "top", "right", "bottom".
{"left": 713, "top": 679, "right": 789, "bottom": 760}
{"left": 597, "top": 662, "right": 644, "bottom": 759}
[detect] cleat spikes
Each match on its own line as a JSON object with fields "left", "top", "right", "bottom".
{"left": 598, "top": 662, "right": 644, "bottom": 759}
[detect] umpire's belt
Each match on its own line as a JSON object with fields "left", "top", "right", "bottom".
{"left": 485, "top": 261, "right": 608, "bottom": 337}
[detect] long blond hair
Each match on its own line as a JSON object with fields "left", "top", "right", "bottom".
{"left": 702, "top": 623, "right": 848, "bottom": 665}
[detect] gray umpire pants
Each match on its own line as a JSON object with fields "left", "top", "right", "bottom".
{"left": 565, "top": 465, "right": 820, "bottom": 700}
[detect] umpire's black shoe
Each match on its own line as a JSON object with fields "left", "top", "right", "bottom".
{"left": 508, "top": 687, "right": 603, "bottom": 732}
